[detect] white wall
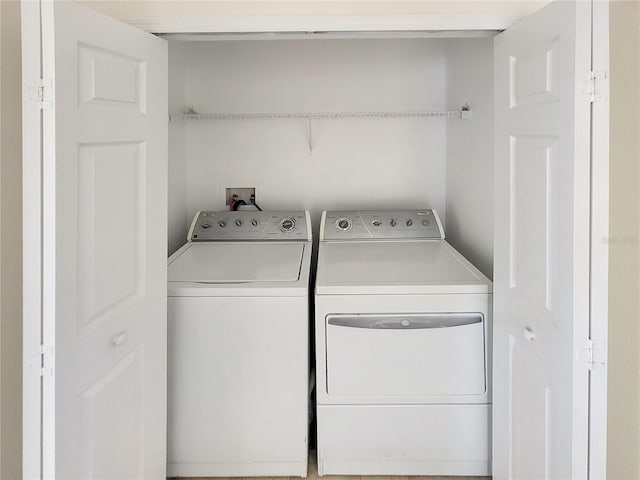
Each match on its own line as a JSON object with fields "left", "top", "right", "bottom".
{"left": 168, "top": 41, "right": 189, "bottom": 255}
{"left": 607, "top": 2, "right": 640, "bottom": 478}
{"left": 444, "top": 38, "right": 494, "bottom": 279}
{"left": 0, "top": 1, "right": 22, "bottom": 479}
{"left": 169, "top": 39, "right": 451, "bottom": 240}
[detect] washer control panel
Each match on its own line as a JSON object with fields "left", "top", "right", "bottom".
{"left": 189, "top": 211, "right": 311, "bottom": 241}
{"left": 321, "top": 210, "right": 444, "bottom": 240}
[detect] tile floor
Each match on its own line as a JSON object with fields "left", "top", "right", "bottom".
{"left": 169, "top": 451, "right": 491, "bottom": 480}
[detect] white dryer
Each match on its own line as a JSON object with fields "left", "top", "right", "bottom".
{"left": 315, "top": 210, "right": 492, "bottom": 477}
{"left": 167, "top": 210, "right": 312, "bottom": 478}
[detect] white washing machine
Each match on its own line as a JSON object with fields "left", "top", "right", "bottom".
{"left": 315, "top": 209, "right": 492, "bottom": 477}
{"left": 167, "top": 210, "right": 312, "bottom": 478}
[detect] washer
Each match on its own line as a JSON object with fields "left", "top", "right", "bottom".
{"left": 167, "top": 210, "right": 312, "bottom": 478}
{"left": 315, "top": 209, "right": 492, "bottom": 477}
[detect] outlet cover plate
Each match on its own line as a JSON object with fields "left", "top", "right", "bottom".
{"left": 226, "top": 187, "right": 256, "bottom": 206}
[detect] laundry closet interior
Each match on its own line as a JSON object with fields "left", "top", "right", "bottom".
{"left": 154, "top": 26, "right": 500, "bottom": 479}
{"left": 164, "top": 33, "right": 495, "bottom": 277}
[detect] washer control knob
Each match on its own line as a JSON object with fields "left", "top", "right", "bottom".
{"left": 406, "top": 219, "right": 413, "bottom": 227}
{"left": 422, "top": 219, "right": 430, "bottom": 226}
{"left": 390, "top": 219, "right": 397, "bottom": 227}
{"left": 371, "top": 219, "right": 382, "bottom": 227}
{"left": 235, "top": 219, "right": 243, "bottom": 227}
{"left": 400, "top": 319, "right": 411, "bottom": 327}
{"left": 280, "top": 217, "right": 296, "bottom": 232}
{"left": 201, "top": 222, "right": 212, "bottom": 229}
{"left": 335, "top": 217, "right": 352, "bottom": 231}
{"left": 251, "top": 219, "right": 259, "bottom": 227}
{"left": 218, "top": 221, "right": 226, "bottom": 228}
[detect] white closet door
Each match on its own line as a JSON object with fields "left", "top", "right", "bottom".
{"left": 493, "top": 1, "right": 593, "bottom": 478}
{"left": 23, "top": 1, "right": 168, "bottom": 478}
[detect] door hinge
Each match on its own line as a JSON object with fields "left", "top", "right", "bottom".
{"left": 30, "top": 344, "right": 53, "bottom": 377}
{"left": 27, "top": 78, "right": 53, "bottom": 109}
{"left": 582, "top": 71, "right": 609, "bottom": 103}
{"left": 578, "top": 339, "right": 606, "bottom": 371}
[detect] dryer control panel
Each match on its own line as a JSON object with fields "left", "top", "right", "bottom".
{"left": 321, "top": 209, "right": 444, "bottom": 240}
{"left": 189, "top": 211, "right": 311, "bottom": 241}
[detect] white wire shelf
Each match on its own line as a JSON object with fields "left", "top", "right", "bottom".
{"left": 170, "top": 108, "right": 471, "bottom": 122}
{"left": 170, "top": 105, "right": 472, "bottom": 151}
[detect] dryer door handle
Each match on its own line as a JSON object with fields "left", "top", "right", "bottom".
{"left": 327, "top": 313, "right": 483, "bottom": 330}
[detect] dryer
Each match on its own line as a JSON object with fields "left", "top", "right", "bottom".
{"left": 167, "top": 210, "right": 312, "bottom": 478}
{"left": 315, "top": 209, "right": 492, "bottom": 476}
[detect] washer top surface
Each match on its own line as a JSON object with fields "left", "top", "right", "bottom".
{"left": 169, "top": 242, "right": 305, "bottom": 283}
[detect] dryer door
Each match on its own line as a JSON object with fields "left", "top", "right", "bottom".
{"left": 325, "top": 313, "right": 486, "bottom": 397}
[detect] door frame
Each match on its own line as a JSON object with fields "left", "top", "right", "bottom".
{"left": 21, "top": 0, "right": 45, "bottom": 477}
{"left": 588, "top": 1, "right": 610, "bottom": 477}
{"left": 22, "top": 1, "right": 61, "bottom": 475}
{"left": 59, "top": 12, "right": 531, "bottom": 34}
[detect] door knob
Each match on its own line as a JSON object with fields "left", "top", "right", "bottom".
{"left": 111, "top": 331, "right": 128, "bottom": 347}
{"left": 523, "top": 326, "right": 536, "bottom": 341}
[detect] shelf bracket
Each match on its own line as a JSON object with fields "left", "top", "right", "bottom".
{"left": 306, "top": 116, "right": 313, "bottom": 152}
{"left": 460, "top": 102, "right": 472, "bottom": 120}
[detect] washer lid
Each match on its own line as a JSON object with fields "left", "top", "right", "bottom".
{"left": 315, "top": 240, "right": 492, "bottom": 294}
{"left": 168, "top": 242, "right": 305, "bottom": 283}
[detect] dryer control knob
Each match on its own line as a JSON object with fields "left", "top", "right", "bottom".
{"left": 400, "top": 319, "right": 411, "bottom": 327}
{"left": 406, "top": 219, "right": 413, "bottom": 227}
{"left": 218, "top": 221, "right": 226, "bottom": 228}
{"left": 422, "top": 219, "right": 430, "bottom": 226}
{"left": 280, "top": 217, "right": 296, "bottom": 232}
{"left": 371, "top": 219, "right": 382, "bottom": 227}
{"left": 335, "top": 217, "right": 352, "bottom": 231}
{"left": 390, "top": 219, "right": 397, "bottom": 227}
{"left": 251, "top": 219, "right": 259, "bottom": 227}
{"left": 235, "top": 219, "right": 243, "bottom": 227}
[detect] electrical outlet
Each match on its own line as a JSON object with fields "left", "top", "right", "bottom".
{"left": 226, "top": 187, "right": 256, "bottom": 207}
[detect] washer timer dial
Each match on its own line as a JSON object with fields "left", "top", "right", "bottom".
{"left": 279, "top": 217, "right": 296, "bottom": 233}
